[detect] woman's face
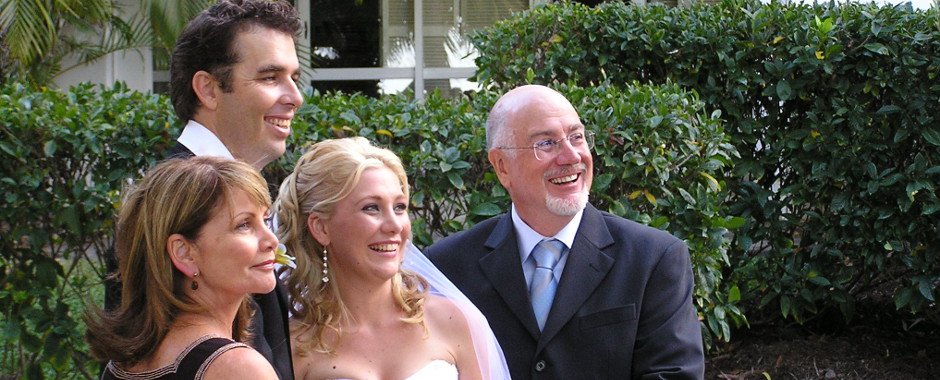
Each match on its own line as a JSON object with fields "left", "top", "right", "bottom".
{"left": 320, "top": 166, "right": 411, "bottom": 285}
{"left": 191, "top": 189, "right": 278, "bottom": 299}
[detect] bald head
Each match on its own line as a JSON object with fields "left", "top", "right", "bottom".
{"left": 485, "top": 85, "right": 578, "bottom": 151}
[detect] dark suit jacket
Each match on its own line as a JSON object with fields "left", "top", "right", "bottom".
{"left": 104, "top": 141, "right": 295, "bottom": 380}
{"left": 426, "top": 204, "right": 704, "bottom": 379}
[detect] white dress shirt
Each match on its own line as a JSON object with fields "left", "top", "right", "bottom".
{"left": 511, "top": 204, "right": 584, "bottom": 286}
{"left": 177, "top": 120, "right": 234, "bottom": 159}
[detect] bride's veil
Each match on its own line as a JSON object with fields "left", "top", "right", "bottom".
{"left": 402, "top": 241, "right": 511, "bottom": 380}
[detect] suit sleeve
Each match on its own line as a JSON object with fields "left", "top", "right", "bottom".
{"left": 633, "top": 239, "right": 705, "bottom": 379}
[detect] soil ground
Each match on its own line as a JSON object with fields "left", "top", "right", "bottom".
{"left": 705, "top": 305, "right": 940, "bottom": 379}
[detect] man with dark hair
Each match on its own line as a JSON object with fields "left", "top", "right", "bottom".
{"left": 427, "top": 85, "right": 705, "bottom": 379}
{"left": 166, "top": 0, "right": 303, "bottom": 170}
{"left": 105, "top": 1, "right": 303, "bottom": 378}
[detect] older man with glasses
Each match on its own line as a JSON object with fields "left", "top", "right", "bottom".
{"left": 426, "top": 84, "right": 704, "bottom": 379}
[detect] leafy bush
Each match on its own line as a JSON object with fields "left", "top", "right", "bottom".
{"left": 472, "top": 0, "right": 940, "bottom": 325}
{"left": 0, "top": 82, "right": 178, "bottom": 378}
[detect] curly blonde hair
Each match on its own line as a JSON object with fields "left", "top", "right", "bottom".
{"left": 275, "top": 137, "right": 428, "bottom": 355}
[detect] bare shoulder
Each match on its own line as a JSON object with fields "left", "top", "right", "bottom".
{"left": 202, "top": 344, "right": 278, "bottom": 380}
{"left": 424, "top": 295, "right": 483, "bottom": 379}
{"left": 424, "top": 294, "right": 471, "bottom": 337}
{"left": 289, "top": 322, "right": 316, "bottom": 379}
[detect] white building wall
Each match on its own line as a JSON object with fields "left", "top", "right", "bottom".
{"left": 52, "top": 0, "right": 153, "bottom": 92}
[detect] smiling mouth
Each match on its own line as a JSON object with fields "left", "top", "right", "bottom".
{"left": 265, "top": 117, "right": 290, "bottom": 128}
{"left": 369, "top": 243, "right": 400, "bottom": 252}
{"left": 549, "top": 173, "right": 580, "bottom": 185}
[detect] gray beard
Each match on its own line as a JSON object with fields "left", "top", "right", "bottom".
{"left": 545, "top": 190, "right": 589, "bottom": 216}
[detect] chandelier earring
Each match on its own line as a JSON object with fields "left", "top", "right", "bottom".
{"left": 191, "top": 270, "right": 199, "bottom": 291}
{"left": 321, "top": 247, "right": 329, "bottom": 283}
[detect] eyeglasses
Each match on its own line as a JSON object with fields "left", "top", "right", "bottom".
{"left": 497, "top": 131, "right": 595, "bottom": 161}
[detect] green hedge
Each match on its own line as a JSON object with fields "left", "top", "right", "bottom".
{"left": 472, "top": 0, "right": 940, "bottom": 324}
{"left": 0, "top": 82, "right": 177, "bottom": 378}
{"left": 1, "top": 80, "right": 735, "bottom": 376}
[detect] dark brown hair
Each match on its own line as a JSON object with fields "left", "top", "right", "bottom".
{"left": 169, "top": 0, "right": 301, "bottom": 122}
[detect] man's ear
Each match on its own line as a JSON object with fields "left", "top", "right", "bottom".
{"left": 306, "top": 213, "right": 330, "bottom": 247}
{"left": 192, "top": 70, "right": 219, "bottom": 111}
{"left": 167, "top": 234, "right": 198, "bottom": 277}
{"left": 488, "top": 149, "right": 512, "bottom": 190}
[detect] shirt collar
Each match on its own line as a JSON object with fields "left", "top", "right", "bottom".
{"left": 512, "top": 203, "right": 584, "bottom": 263}
{"left": 177, "top": 120, "right": 234, "bottom": 160}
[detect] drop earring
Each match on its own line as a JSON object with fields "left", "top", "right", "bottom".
{"left": 321, "top": 248, "right": 329, "bottom": 283}
{"left": 191, "top": 271, "right": 199, "bottom": 291}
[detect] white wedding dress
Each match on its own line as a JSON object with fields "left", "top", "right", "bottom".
{"left": 404, "top": 360, "right": 458, "bottom": 380}
{"left": 401, "top": 242, "right": 511, "bottom": 380}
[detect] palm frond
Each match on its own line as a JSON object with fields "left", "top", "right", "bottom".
{"left": 63, "top": 13, "right": 154, "bottom": 73}
{"left": 55, "top": 0, "right": 112, "bottom": 25}
{"left": 146, "top": 0, "right": 216, "bottom": 70}
{"left": 2, "top": 0, "right": 57, "bottom": 67}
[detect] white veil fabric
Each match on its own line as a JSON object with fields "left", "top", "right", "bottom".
{"left": 402, "top": 241, "right": 511, "bottom": 380}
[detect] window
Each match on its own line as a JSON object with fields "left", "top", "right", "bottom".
{"left": 302, "top": 0, "right": 532, "bottom": 98}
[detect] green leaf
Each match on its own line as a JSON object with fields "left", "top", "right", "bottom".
{"left": 678, "top": 188, "right": 696, "bottom": 205}
{"left": 451, "top": 161, "right": 471, "bottom": 170}
{"left": 470, "top": 203, "right": 502, "bottom": 217}
{"left": 728, "top": 285, "right": 741, "bottom": 303}
{"left": 43, "top": 140, "right": 57, "bottom": 156}
{"left": 864, "top": 43, "right": 889, "bottom": 55}
{"left": 722, "top": 216, "right": 747, "bottom": 229}
{"left": 870, "top": 20, "right": 883, "bottom": 36}
{"left": 895, "top": 287, "right": 913, "bottom": 310}
{"left": 699, "top": 171, "right": 720, "bottom": 192}
{"left": 339, "top": 110, "right": 361, "bottom": 124}
{"left": 808, "top": 276, "right": 831, "bottom": 286}
{"left": 922, "top": 129, "right": 940, "bottom": 147}
{"left": 592, "top": 173, "right": 613, "bottom": 192}
{"left": 0, "top": 141, "right": 17, "bottom": 157}
{"left": 918, "top": 280, "right": 935, "bottom": 302}
{"left": 776, "top": 80, "right": 792, "bottom": 101}
{"left": 446, "top": 172, "right": 464, "bottom": 190}
{"left": 876, "top": 105, "right": 901, "bottom": 114}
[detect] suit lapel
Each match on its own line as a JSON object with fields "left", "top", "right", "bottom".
{"left": 537, "top": 205, "right": 615, "bottom": 351}
{"left": 166, "top": 141, "right": 195, "bottom": 160}
{"left": 478, "top": 214, "right": 543, "bottom": 339}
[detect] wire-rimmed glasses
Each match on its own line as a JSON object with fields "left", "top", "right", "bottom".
{"left": 497, "top": 131, "right": 595, "bottom": 161}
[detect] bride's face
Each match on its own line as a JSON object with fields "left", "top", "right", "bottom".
{"left": 321, "top": 166, "right": 411, "bottom": 284}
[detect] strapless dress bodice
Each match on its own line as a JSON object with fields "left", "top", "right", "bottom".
{"left": 404, "top": 359, "right": 457, "bottom": 380}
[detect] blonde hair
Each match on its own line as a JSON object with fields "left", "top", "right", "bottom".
{"left": 85, "top": 157, "right": 271, "bottom": 364}
{"left": 275, "top": 137, "right": 427, "bottom": 355}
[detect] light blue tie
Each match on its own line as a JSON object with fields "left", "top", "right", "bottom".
{"left": 529, "top": 238, "right": 564, "bottom": 331}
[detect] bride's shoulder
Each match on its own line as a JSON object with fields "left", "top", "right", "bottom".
{"left": 424, "top": 294, "right": 471, "bottom": 335}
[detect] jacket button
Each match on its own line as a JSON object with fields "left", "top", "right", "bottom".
{"left": 535, "top": 360, "right": 547, "bottom": 372}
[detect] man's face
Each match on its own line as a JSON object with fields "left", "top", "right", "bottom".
{"left": 214, "top": 27, "right": 302, "bottom": 168}
{"left": 489, "top": 89, "right": 593, "bottom": 233}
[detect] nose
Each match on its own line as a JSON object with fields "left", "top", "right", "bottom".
{"left": 381, "top": 213, "right": 407, "bottom": 235}
{"left": 261, "top": 224, "right": 278, "bottom": 252}
{"left": 283, "top": 79, "right": 304, "bottom": 110}
{"left": 554, "top": 138, "right": 582, "bottom": 164}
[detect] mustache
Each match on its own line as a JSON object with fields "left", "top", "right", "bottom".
{"left": 544, "top": 163, "right": 587, "bottom": 179}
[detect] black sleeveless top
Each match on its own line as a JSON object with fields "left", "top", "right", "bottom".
{"left": 101, "top": 336, "right": 249, "bottom": 380}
